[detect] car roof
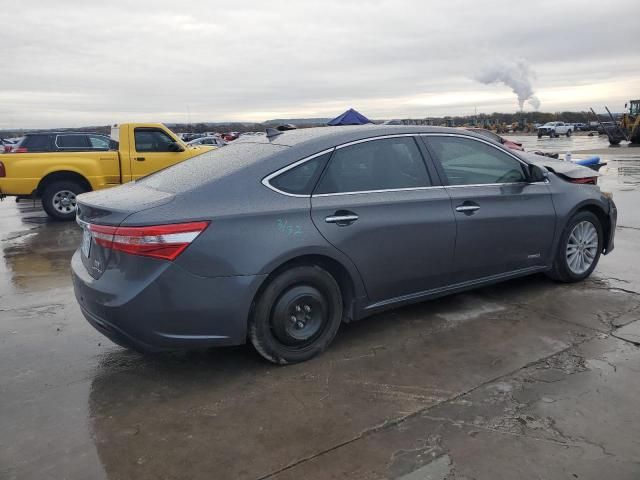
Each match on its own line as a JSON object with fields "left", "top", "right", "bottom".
{"left": 24, "top": 131, "right": 106, "bottom": 136}
{"left": 234, "top": 124, "right": 486, "bottom": 154}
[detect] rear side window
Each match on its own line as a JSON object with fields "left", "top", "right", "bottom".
{"left": 315, "top": 137, "right": 430, "bottom": 194}
{"left": 135, "top": 129, "right": 175, "bottom": 152}
{"left": 56, "top": 134, "right": 89, "bottom": 148}
{"left": 22, "top": 135, "right": 51, "bottom": 151}
{"left": 269, "top": 152, "right": 331, "bottom": 195}
{"left": 427, "top": 136, "right": 527, "bottom": 185}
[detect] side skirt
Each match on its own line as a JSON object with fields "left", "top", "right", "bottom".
{"left": 357, "top": 265, "right": 550, "bottom": 319}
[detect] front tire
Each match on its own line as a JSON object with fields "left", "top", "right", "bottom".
{"left": 249, "top": 265, "right": 343, "bottom": 364}
{"left": 547, "top": 211, "right": 603, "bottom": 283}
{"left": 41, "top": 180, "right": 87, "bottom": 221}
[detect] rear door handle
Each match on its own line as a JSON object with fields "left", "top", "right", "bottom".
{"left": 325, "top": 211, "right": 359, "bottom": 226}
{"left": 455, "top": 205, "right": 480, "bottom": 212}
{"left": 135, "top": 157, "right": 146, "bottom": 161}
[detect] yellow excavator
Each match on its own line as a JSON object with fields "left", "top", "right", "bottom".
{"left": 622, "top": 99, "right": 640, "bottom": 145}
{"left": 593, "top": 100, "right": 640, "bottom": 146}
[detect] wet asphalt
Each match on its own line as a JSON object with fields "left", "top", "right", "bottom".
{"left": 1, "top": 141, "right": 640, "bottom": 480}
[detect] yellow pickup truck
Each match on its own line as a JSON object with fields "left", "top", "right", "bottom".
{"left": 0, "top": 123, "right": 211, "bottom": 220}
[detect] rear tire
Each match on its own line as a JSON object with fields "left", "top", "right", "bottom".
{"left": 41, "top": 180, "right": 87, "bottom": 221}
{"left": 547, "top": 211, "right": 603, "bottom": 283}
{"left": 249, "top": 265, "right": 343, "bottom": 364}
{"left": 566, "top": 129, "right": 572, "bottom": 137}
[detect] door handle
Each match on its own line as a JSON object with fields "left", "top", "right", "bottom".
{"left": 455, "top": 203, "right": 480, "bottom": 213}
{"left": 325, "top": 211, "right": 359, "bottom": 226}
{"left": 455, "top": 205, "right": 480, "bottom": 212}
{"left": 135, "top": 157, "right": 146, "bottom": 161}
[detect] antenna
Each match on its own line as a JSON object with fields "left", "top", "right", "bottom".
{"left": 265, "top": 128, "right": 283, "bottom": 139}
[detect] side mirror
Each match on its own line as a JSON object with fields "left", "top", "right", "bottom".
{"left": 168, "top": 141, "right": 184, "bottom": 152}
{"left": 528, "top": 164, "right": 548, "bottom": 183}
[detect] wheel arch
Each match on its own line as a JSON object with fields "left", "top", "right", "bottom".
{"left": 251, "top": 254, "right": 363, "bottom": 327}
{"left": 36, "top": 171, "right": 92, "bottom": 197}
{"left": 571, "top": 202, "right": 611, "bottom": 252}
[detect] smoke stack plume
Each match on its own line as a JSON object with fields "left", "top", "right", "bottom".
{"left": 476, "top": 59, "right": 540, "bottom": 111}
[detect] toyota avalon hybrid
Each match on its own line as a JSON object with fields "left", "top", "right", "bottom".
{"left": 71, "top": 125, "right": 616, "bottom": 364}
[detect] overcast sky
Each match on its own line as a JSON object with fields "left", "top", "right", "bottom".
{"left": 1, "top": 0, "right": 638, "bottom": 128}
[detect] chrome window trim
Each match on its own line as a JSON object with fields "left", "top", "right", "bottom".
{"left": 262, "top": 132, "right": 542, "bottom": 198}
{"left": 334, "top": 133, "right": 418, "bottom": 150}
{"left": 261, "top": 148, "right": 335, "bottom": 198}
{"left": 445, "top": 181, "right": 549, "bottom": 188}
{"left": 313, "top": 185, "right": 445, "bottom": 198}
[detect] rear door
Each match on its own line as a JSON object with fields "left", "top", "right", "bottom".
{"left": 423, "top": 134, "right": 556, "bottom": 283}
{"left": 310, "top": 135, "right": 456, "bottom": 305}
{"left": 129, "top": 127, "right": 193, "bottom": 179}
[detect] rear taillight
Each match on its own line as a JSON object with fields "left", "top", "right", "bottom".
{"left": 0, "top": 161, "right": 5, "bottom": 177}
{"left": 12, "top": 147, "right": 27, "bottom": 153}
{"left": 569, "top": 177, "right": 598, "bottom": 185}
{"left": 89, "top": 221, "right": 209, "bottom": 261}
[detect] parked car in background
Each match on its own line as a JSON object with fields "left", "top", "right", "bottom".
{"left": 221, "top": 132, "right": 240, "bottom": 142}
{"left": 8, "top": 132, "right": 114, "bottom": 153}
{"left": 72, "top": 125, "right": 616, "bottom": 364}
{"left": 187, "top": 136, "right": 227, "bottom": 148}
{"left": 0, "top": 123, "right": 213, "bottom": 220}
{"left": 1, "top": 138, "right": 18, "bottom": 153}
{"left": 465, "top": 128, "right": 524, "bottom": 151}
{"left": 538, "top": 122, "right": 574, "bottom": 138}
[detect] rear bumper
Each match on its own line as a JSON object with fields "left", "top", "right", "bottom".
{"left": 71, "top": 250, "right": 267, "bottom": 351}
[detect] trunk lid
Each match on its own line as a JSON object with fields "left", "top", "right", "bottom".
{"left": 76, "top": 183, "right": 175, "bottom": 279}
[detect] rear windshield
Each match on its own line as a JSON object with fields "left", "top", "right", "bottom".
{"left": 22, "top": 135, "right": 51, "bottom": 150}
{"left": 139, "top": 142, "right": 287, "bottom": 194}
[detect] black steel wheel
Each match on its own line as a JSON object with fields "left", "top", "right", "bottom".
{"left": 249, "top": 265, "right": 343, "bottom": 364}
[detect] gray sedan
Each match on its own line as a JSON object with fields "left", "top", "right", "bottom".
{"left": 71, "top": 126, "right": 616, "bottom": 364}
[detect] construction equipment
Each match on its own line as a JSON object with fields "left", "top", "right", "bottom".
{"left": 622, "top": 100, "right": 640, "bottom": 145}
{"left": 592, "top": 100, "right": 640, "bottom": 146}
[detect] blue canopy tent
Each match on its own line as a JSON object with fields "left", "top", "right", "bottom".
{"left": 327, "top": 108, "right": 372, "bottom": 126}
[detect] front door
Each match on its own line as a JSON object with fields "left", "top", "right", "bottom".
{"left": 423, "top": 134, "right": 556, "bottom": 283}
{"left": 130, "top": 127, "right": 192, "bottom": 179}
{"left": 310, "top": 136, "right": 456, "bottom": 305}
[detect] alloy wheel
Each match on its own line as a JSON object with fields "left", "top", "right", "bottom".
{"left": 566, "top": 220, "right": 598, "bottom": 275}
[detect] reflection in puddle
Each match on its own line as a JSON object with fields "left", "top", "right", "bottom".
{"left": 0, "top": 202, "right": 81, "bottom": 296}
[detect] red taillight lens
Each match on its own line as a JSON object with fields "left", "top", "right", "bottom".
{"left": 569, "top": 177, "right": 597, "bottom": 185}
{"left": 89, "top": 221, "right": 210, "bottom": 261}
{"left": 0, "top": 161, "right": 5, "bottom": 177}
{"left": 12, "top": 147, "right": 27, "bottom": 153}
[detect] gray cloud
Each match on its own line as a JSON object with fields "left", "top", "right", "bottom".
{"left": 1, "top": 0, "right": 639, "bottom": 128}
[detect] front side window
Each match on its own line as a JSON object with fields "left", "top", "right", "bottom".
{"left": 427, "top": 136, "right": 527, "bottom": 186}
{"left": 269, "top": 152, "right": 331, "bottom": 195}
{"left": 134, "top": 129, "right": 175, "bottom": 152}
{"left": 314, "top": 137, "right": 430, "bottom": 194}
